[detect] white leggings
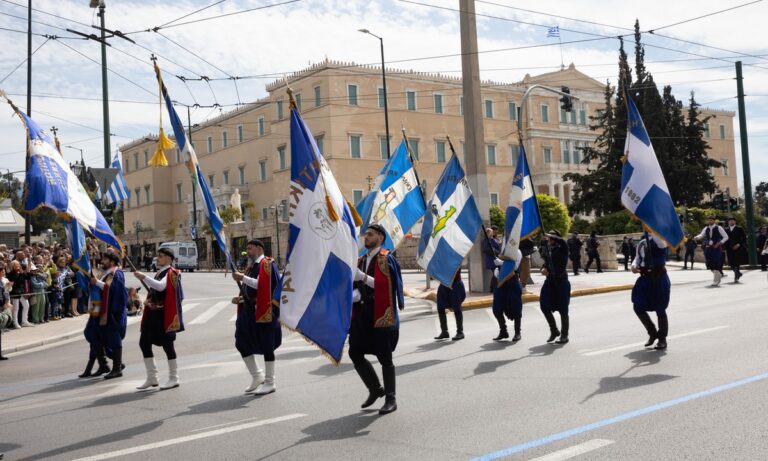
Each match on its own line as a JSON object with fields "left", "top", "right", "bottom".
{"left": 11, "top": 297, "right": 29, "bottom": 327}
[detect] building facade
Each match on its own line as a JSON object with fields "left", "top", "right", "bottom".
{"left": 119, "top": 60, "right": 737, "bottom": 265}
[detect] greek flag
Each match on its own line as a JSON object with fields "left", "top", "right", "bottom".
{"left": 499, "top": 144, "right": 541, "bottom": 282}
{"left": 417, "top": 154, "right": 481, "bottom": 286}
{"left": 18, "top": 110, "right": 122, "bottom": 252}
{"left": 155, "top": 62, "right": 232, "bottom": 267}
{"left": 361, "top": 139, "right": 426, "bottom": 250}
{"left": 621, "top": 98, "right": 684, "bottom": 247}
{"left": 547, "top": 26, "right": 560, "bottom": 38}
{"left": 274, "top": 101, "right": 359, "bottom": 365}
{"left": 103, "top": 153, "right": 130, "bottom": 205}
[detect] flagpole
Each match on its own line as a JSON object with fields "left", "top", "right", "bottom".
{"left": 401, "top": 126, "right": 426, "bottom": 203}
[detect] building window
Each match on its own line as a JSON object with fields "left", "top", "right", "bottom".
{"left": 133, "top": 153, "right": 138, "bottom": 170}
{"left": 408, "top": 139, "right": 419, "bottom": 161}
{"left": 378, "top": 87, "right": 386, "bottom": 108}
{"left": 541, "top": 104, "right": 550, "bottom": 123}
{"left": 560, "top": 107, "right": 568, "bottom": 124}
{"left": 543, "top": 147, "right": 552, "bottom": 164}
{"left": 314, "top": 135, "right": 324, "bottom": 155}
{"left": 237, "top": 125, "right": 244, "bottom": 144}
{"left": 144, "top": 149, "right": 149, "bottom": 166}
{"left": 719, "top": 124, "right": 726, "bottom": 139}
{"left": 459, "top": 96, "right": 464, "bottom": 116}
{"left": 259, "top": 160, "right": 267, "bottom": 181}
{"left": 144, "top": 185, "right": 150, "bottom": 204}
{"left": 490, "top": 193, "right": 499, "bottom": 206}
{"left": 353, "top": 189, "right": 364, "bottom": 206}
{"left": 508, "top": 102, "right": 517, "bottom": 121}
{"left": 721, "top": 159, "right": 729, "bottom": 176}
{"left": 221, "top": 130, "right": 228, "bottom": 148}
{"left": 277, "top": 100, "right": 284, "bottom": 120}
{"left": 486, "top": 144, "right": 496, "bottom": 165}
{"left": 175, "top": 148, "right": 181, "bottom": 164}
{"left": 562, "top": 140, "right": 571, "bottom": 164}
{"left": 350, "top": 135, "right": 362, "bottom": 159}
{"left": 704, "top": 122, "right": 710, "bottom": 138}
{"left": 258, "top": 116, "right": 265, "bottom": 136}
{"left": 573, "top": 142, "right": 582, "bottom": 164}
{"left": 570, "top": 109, "right": 577, "bottom": 125}
{"left": 436, "top": 141, "right": 446, "bottom": 163}
{"left": 579, "top": 103, "right": 587, "bottom": 125}
{"left": 207, "top": 136, "right": 213, "bottom": 154}
{"left": 434, "top": 94, "right": 443, "bottom": 114}
{"left": 261, "top": 207, "right": 268, "bottom": 220}
{"left": 379, "top": 136, "right": 389, "bottom": 160}
{"left": 208, "top": 174, "right": 214, "bottom": 187}
{"left": 347, "top": 84, "right": 358, "bottom": 106}
{"left": 510, "top": 144, "right": 519, "bottom": 166}
{"left": 406, "top": 90, "right": 417, "bottom": 111}
{"left": 124, "top": 158, "right": 130, "bottom": 173}
{"left": 176, "top": 183, "right": 182, "bottom": 203}
{"left": 314, "top": 85, "right": 321, "bottom": 107}
{"left": 135, "top": 188, "right": 141, "bottom": 206}
{"left": 484, "top": 99, "right": 493, "bottom": 118}
{"left": 239, "top": 166, "right": 245, "bottom": 185}
{"left": 295, "top": 93, "right": 302, "bottom": 112}
{"left": 223, "top": 170, "right": 229, "bottom": 185}
{"left": 278, "top": 146, "right": 286, "bottom": 170}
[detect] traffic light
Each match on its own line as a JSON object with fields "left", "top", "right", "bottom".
{"left": 712, "top": 193, "right": 725, "bottom": 210}
{"left": 729, "top": 197, "right": 739, "bottom": 211}
{"left": 559, "top": 86, "right": 573, "bottom": 112}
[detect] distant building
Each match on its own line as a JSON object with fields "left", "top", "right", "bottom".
{"left": 0, "top": 199, "right": 25, "bottom": 248}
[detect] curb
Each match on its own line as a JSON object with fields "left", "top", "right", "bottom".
{"left": 4, "top": 327, "right": 85, "bottom": 354}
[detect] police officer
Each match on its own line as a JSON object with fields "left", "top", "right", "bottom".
{"left": 349, "top": 224, "right": 404, "bottom": 415}
{"left": 694, "top": 215, "right": 728, "bottom": 287}
{"left": 631, "top": 233, "right": 671, "bottom": 350}
{"left": 724, "top": 217, "right": 747, "bottom": 283}
{"left": 683, "top": 233, "right": 697, "bottom": 270}
{"left": 584, "top": 231, "right": 602, "bottom": 273}
{"left": 567, "top": 232, "right": 583, "bottom": 276}
{"left": 434, "top": 270, "right": 466, "bottom": 341}
{"left": 539, "top": 230, "right": 571, "bottom": 344}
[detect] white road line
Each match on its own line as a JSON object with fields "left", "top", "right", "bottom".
{"left": 70, "top": 413, "right": 307, "bottom": 461}
{"left": 528, "top": 439, "right": 615, "bottom": 461}
{"left": 581, "top": 326, "right": 729, "bottom": 356}
{"left": 229, "top": 313, "right": 237, "bottom": 322}
{"left": 187, "top": 301, "right": 231, "bottom": 325}
{"left": 183, "top": 302, "right": 200, "bottom": 312}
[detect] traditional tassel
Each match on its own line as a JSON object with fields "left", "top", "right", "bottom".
{"left": 325, "top": 195, "right": 339, "bottom": 222}
{"left": 149, "top": 127, "right": 174, "bottom": 167}
{"left": 347, "top": 200, "right": 363, "bottom": 226}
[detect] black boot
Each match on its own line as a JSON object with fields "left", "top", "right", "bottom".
{"left": 93, "top": 351, "right": 110, "bottom": 377}
{"left": 556, "top": 314, "right": 569, "bottom": 344}
{"left": 655, "top": 314, "right": 668, "bottom": 350}
{"left": 512, "top": 316, "right": 521, "bottom": 342}
{"left": 492, "top": 314, "right": 508, "bottom": 341}
{"left": 354, "top": 359, "right": 384, "bottom": 408}
{"left": 542, "top": 310, "right": 559, "bottom": 343}
{"left": 78, "top": 356, "right": 96, "bottom": 378}
{"left": 379, "top": 365, "right": 397, "bottom": 415}
{"left": 104, "top": 347, "right": 123, "bottom": 380}
{"left": 635, "top": 311, "right": 658, "bottom": 347}
{"left": 452, "top": 310, "right": 464, "bottom": 341}
{"left": 434, "top": 309, "right": 449, "bottom": 340}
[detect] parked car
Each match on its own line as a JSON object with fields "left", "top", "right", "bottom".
{"left": 151, "top": 241, "right": 199, "bottom": 272}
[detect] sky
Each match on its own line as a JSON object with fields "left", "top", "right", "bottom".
{"left": 1, "top": 0, "right": 766, "bottom": 194}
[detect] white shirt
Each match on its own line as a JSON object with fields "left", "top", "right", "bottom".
{"left": 241, "top": 255, "right": 264, "bottom": 289}
{"left": 631, "top": 235, "right": 668, "bottom": 269}
{"left": 361, "top": 247, "right": 381, "bottom": 289}
{"left": 93, "top": 267, "right": 116, "bottom": 290}
{"left": 695, "top": 224, "right": 728, "bottom": 245}
{"left": 143, "top": 265, "right": 171, "bottom": 291}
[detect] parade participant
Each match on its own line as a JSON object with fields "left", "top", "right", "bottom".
{"left": 683, "top": 233, "right": 697, "bottom": 270}
{"left": 694, "top": 215, "right": 728, "bottom": 287}
{"left": 584, "top": 231, "right": 603, "bottom": 273}
{"left": 89, "top": 251, "right": 128, "bottom": 380}
{"left": 519, "top": 239, "right": 536, "bottom": 293}
{"left": 481, "top": 226, "right": 501, "bottom": 293}
{"left": 231, "top": 239, "right": 281, "bottom": 395}
{"left": 567, "top": 232, "right": 583, "bottom": 276}
{"left": 539, "top": 230, "right": 571, "bottom": 344}
{"left": 349, "top": 224, "right": 404, "bottom": 415}
{"left": 491, "top": 248, "right": 523, "bottom": 342}
{"left": 631, "top": 232, "right": 671, "bottom": 350}
{"left": 79, "top": 263, "right": 111, "bottom": 379}
{"left": 757, "top": 226, "right": 768, "bottom": 272}
{"left": 724, "top": 217, "right": 747, "bottom": 283}
{"left": 434, "top": 270, "right": 466, "bottom": 341}
{"left": 134, "top": 248, "right": 184, "bottom": 390}
{"left": 621, "top": 236, "right": 631, "bottom": 271}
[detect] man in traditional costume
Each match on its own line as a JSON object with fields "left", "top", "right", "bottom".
{"left": 433, "top": 270, "right": 466, "bottom": 341}
{"left": 694, "top": 215, "right": 729, "bottom": 287}
{"left": 539, "top": 230, "right": 571, "bottom": 345}
{"left": 631, "top": 232, "right": 671, "bottom": 350}
{"left": 89, "top": 251, "right": 128, "bottom": 379}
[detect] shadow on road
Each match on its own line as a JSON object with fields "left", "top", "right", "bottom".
{"left": 468, "top": 343, "right": 565, "bottom": 378}
{"left": 307, "top": 362, "right": 354, "bottom": 377}
{"left": 581, "top": 349, "right": 676, "bottom": 403}
{"left": 176, "top": 395, "right": 255, "bottom": 416}
{"left": 276, "top": 349, "right": 324, "bottom": 361}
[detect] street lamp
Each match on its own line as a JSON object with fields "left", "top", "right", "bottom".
{"left": 358, "top": 28, "right": 391, "bottom": 158}
{"left": 269, "top": 203, "right": 285, "bottom": 268}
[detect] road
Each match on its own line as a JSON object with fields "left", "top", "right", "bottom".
{"left": 1, "top": 270, "right": 767, "bottom": 460}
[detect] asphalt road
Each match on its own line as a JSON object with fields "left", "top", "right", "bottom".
{"left": 1, "top": 270, "right": 767, "bottom": 460}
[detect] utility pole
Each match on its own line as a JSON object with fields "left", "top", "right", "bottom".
{"left": 24, "top": 0, "right": 32, "bottom": 245}
{"left": 459, "top": 0, "right": 490, "bottom": 293}
{"left": 97, "top": 2, "right": 111, "bottom": 168}
{"left": 187, "top": 106, "right": 198, "bottom": 242}
{"left": 735, "top": 61, "right": 757, "bottom": 265}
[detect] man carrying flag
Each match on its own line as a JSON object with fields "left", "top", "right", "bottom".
{"left": 622, "top": 97, "right": 684, "bottom": 350}
{"left": 89, "top": 250, "right": 128, "bottom": 379}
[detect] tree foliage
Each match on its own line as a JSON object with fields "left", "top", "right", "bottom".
{"left": 536, "top": 193, "right": 570, "bottom": 237}
{"left": 489, "top": 204, "right": 505, "bottom": 234}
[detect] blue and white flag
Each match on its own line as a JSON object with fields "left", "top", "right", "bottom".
{"left": 499, "top": 144, "right": 541, "bottom": 283}
{"left": 621, "top": 98, "right": 684, "bottom": 247}
{"left": 154, "top": 62, "right": 232, "bottom": 267}
{"left": 274, "top": 101, "right": 359, "bottom": 365}
{"left": 355, "top": 150, "right": 396, "bottom": 228}
{"left": 103, "top": 153, "right": 130, "bottom": 205}
{"left": 65, "top": 220, "right": 91, "bottom": 292}
{"left": 363, "top": 140, "right": 426, "bottom": 250}
{"left": 547, "top": 26, "right": 560, "bottom": 38}
{"left": 417, "top": 154, "right": 482, "bottom": 286}
{"left": 19, "top": 111, "right": 122, "bottom": 252}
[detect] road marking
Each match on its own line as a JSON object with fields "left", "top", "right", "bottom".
{"left": 183, "top": 302, "right": 200, "bottom": 312}
{"left": 470, "top": 371, "right": 768, "bottom": 461}
{"left": 70, "top": 413, "right": 306, "bottom": 461}
{"left": 229, "top": 313, "right": 237, "bottom": 322}
{"left": 528, "top": 439, "right": 614, "bottom": 461}
{"left": 187, "top": 301, "right": 231, "bottom": 325}
{"left": 581, "top": 326, "right": 729, "bottom": 356}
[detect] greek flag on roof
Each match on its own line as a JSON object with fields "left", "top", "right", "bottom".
{"left": 417, "top": 153, "right": 481, "bottom": 286}
{"left": 547, "top": 26, "right": 560, "bottom": 38}
{"left": 18, "top": 110, "right": 122, "bottom": 252}
{"left": 103, "top": 153, "right": 130, "bottom": 205}
{"left": 274, "top": 100, "right": 359, "bottom": 365}
{"left": 154, "top": 62, "right": 232, "bottom": 267}
{"left": 621, "top": 97, "right": 684, "bottom": 247}
{"left": 361, "top": 139, "right": 426, "bottom": 250}
{"left": 499, "top": 144, "right": 541, "bottom": 283}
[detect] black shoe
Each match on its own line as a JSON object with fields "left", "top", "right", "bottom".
{"left": 93, "top": 363, "right": 110, "bottom": 377}
{"left": 78, "top": 357, "right": 96, "bottom": 378}
{"left": 379, "top": 366, "right": 397, "bottom": 415}
{"left": 512, "top": 333, "right": 521, "bottom": 342}
{"left": 546, "top": 330, "right": 560, "bottom": 343}
{"left": 0, "top": 355, "right": 7, "bottom": 361}
{"left": 104, "top": 369, "right": 123, "bottom": 380}
{"left": 104, "top": 348, "right": 123, "bottom": 380}
{"left": 379, "top": 395, "right": 397, "bottom": 415}
{"left": 573, "top": 272, "right": 580, "bottom": 276}
{"left": 682, "top": 267, "right": 688, "bottom": 270}
{"left": 452, "top": 332, "right": 465, "bottom": 341}
{"left": 597, "top": 270, "right": 604, "bottom": 273}
{"left": 492, "top": 330, "right": 509, "bottom": 341}
{"left": 654, "top": 340, "right": 667, "bottom": 350}
{"left": 361, "top": 387, "right": 385, "bottom": 409}
{"left": 644, "top": 333, "right": 658, "bottom": 347}
{"left": 434, "top": 331, "right": 450, "bottom": 340}
{"left": 556, "top": 335, "right": 569, "bottom": 344}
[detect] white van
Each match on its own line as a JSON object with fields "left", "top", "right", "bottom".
{"left": 152, "top": 241, "right": 198, "bottom": 272}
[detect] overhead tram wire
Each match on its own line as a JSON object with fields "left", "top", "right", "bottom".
{"left": 156, "top": 0, "right": 230, "bottom": 29}
{"left": 0, "top": 0, "right": 92, "bottom": 28}
{"left": 0, "top": 37, "right": 51, "bottom": 84}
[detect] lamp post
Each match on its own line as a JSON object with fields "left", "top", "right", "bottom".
{"left": 270, "top": 204, "right": 285, "bottom": 268}
{"left": 358, "top": 28, "right": 390, "bottom": 158}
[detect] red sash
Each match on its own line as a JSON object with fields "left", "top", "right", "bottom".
{"left": 255, "top": 257, "right": 274, "bottom": 323}
{"left": 373, "top": 250, "right": 396, "bottom": 328}
{"left": 98, "top": 267, "right": 116, "bottom": 326}
{"left": 163, "top": 268, "right": 182, "bottom": 332}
